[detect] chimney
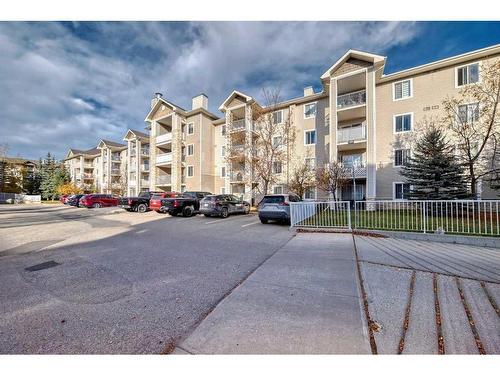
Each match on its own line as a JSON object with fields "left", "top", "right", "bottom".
{"left": 192, "top": 93, "right": 208, "bottom": 111}
{"left": 304, "top": 86, "right": 314, "bottom": 97}
{"left": 151, "top": 92, "right": 163, "bottom": 109}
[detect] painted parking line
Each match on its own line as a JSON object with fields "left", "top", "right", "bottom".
{"left": 241, "top": 221, "right": 260, "bottom": 228}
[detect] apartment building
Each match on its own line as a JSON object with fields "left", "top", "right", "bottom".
{"left": 123, "top": 129, "right": 150, "bottom": 196}
{"left": 64, "top": 148, "right": 100, "bottom": 192}
{"left": 95, "top": 140, "right": 127, "bottom": 195}
{"left": 0, "top": 156, "right": 37, "bottom": 193}
{"left": 66, "top": 43, "right": 500, "bottom": 201}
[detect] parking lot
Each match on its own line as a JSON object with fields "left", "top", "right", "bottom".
{"left": 0, "top": 204, "right": 293, "bottom": 353}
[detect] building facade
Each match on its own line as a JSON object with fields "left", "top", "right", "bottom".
{"left": 66, "top": 44, "right": 500, "bottom": 200}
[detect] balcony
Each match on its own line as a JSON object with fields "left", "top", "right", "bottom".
{"left": 141, "top": 179, "right": 149, "bottom": 186}
{"left": 83, "top": 173, "right": 93, "bottom": 179}
{"left": 111, "top": 155, "right": 121, "bottom": 162}
{"left": 129, "top": 165, "right": 136, "bottom": 172}
{"left": 230, "top": 171, "right": 244, "bottom": 182}
{"left": 156, "top": 153, "right": 172, "bottom": 165}
{"left": 84, "top": 163, "right": 94, "bottom": 168}
{"left": 341, "top": 163, "right": 367, "bottom": 178}
{"left": 156, "top": 133, "right": 172, "bottom": 144}
{"left": 229, "top": 119, "right": 246, "bottom": 133}
{"left": 337, "top": 124, "right": 367, "bottom": 144}
{"left": 129, "top": 180, "right": 137, "bottom": 187}
{"left": 141, "top": 164, "right": 150, "bottom": 172}
{"left": 141, "top": 148, "right": 150, "bottom": 156}
{"left": 111, "top": 168, "right": 121, "bottom": 175}
{"left": 337, "top": 90, "right": 366, "bottom": 109}
{"left": 156, "top": 174, "right": 172, "bottom": 185}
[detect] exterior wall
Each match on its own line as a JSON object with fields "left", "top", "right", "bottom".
{"left": 212, "top": 123, "right": 226, "bottom": 194}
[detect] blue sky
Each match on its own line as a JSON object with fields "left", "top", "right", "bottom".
{"left": 0, "top": 21, "right": 499, "bottom": 160}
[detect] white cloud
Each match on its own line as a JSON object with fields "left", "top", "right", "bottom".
{"left": 0, "top": 22, "right": 421, "bottom": 160}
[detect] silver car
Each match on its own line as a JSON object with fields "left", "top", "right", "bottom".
{"left": 258, "top": 193, "right": 301, "bottom": 224}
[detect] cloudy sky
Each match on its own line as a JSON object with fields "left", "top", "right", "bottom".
{"left": 1, "top": 21, "right": 499, "bottom": 160}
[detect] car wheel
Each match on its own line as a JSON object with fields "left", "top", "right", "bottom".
{"left": 170, "top": 212, "right": 178, "bottom": 217}
{"left": 220, "top": 207, "right": 229, "bottom": 218}
{"left": 156, "top": 210, "right": 166, "bottom": 214}
{"left": 92, "top": 203, "right": 101, "bottom": 208}
{"left": 260, "top": 218, "right": 268, "bottom": 224}
{"left": 244, "top": 206, "right": 250, "bottom": 214}
{"left": 182, "top": 206, "right": 194, "bottom": 217}
{"left": 137, "top": 204, "right": 147, "bottom": 213}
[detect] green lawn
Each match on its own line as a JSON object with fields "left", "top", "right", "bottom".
{"left": 295, "top": 208, "right": 499, "bottom": 237}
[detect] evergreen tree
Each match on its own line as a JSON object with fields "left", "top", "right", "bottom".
{"left": 40, "top": 152, "right": 57, "bottom": 200}
{"left": 400, "top": 127, "right": 469, "bottom": 199}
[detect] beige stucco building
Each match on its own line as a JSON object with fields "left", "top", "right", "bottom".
{"left": 66, "top": 43, "right": 500, "bottom": 201}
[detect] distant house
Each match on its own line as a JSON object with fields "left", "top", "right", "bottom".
{"left": 0, "top": 156, "right": 37, "bottom": 193}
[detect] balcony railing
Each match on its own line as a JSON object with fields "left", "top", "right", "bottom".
{"left": 141, "top": 179, "right": 149, "bottom": 186}
{"left": 156, "top": 153, "right": 172, "bottom": 164}
{"left": 337, "top": 124, "right": 367, "bottom": 143}
{"left": 337, "top": 90, "right": 366, "bottom": 109}
{"left": 141, "top": 164, "right": 150, "bottom": 172}
{"left": 84, "top": 163, "right": 94, "bottom": 168}
{"left": 129, "top": 165, "right": 136, "bottom": 172}
{"left": 341, "top": 163, "right": 367, "bottom": 178}
{"left": 156, "top": 174, "right": 172, "bottom": 185}
{"left": 111, "top": 168, "right": 121, "bottom": 175}
{"left": 129, "top": 180, "right": 137, "bottom": 187}
{"left": 141, "top": 148, "right": 150, "bottom": 156}
{"left": 156, "top": 133, "right": 172, "bottom": 144}
{"left": 111, "top": 155, "right": 121, "bottom": 162}
{"left": 83, "top": 173, "right": 94, "bottom": 179}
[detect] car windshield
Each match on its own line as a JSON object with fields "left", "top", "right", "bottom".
{"left": 138, "top": 192, "right": 150, "bottom": 198}
{"left": 261, "top": 196, "right": 285, "bottom": 204}
{"left": 151, "top": 194, "right": 164, "bottom": 199}
{"left": 202, "top": 196, "right": 217, "bottom": 201}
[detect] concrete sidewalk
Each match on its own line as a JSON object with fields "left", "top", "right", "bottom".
{"left": 174, "top": 233, "right": 370, "bottom": 354}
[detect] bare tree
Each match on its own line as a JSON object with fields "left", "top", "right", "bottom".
{"left": 442, "top": 59, "right": 500, "bottom": 197}
{"left": 226, "top": 87, "right": 296, "bottom": 197}
{"left": 315, "top": 161, "right": 350, "bottom": 200}
{"left": 287, "top": 150, "right": 316, "bottom": 199}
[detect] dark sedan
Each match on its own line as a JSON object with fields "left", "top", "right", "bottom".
{"left": 199, "top": 194, "right": 250, "bottom": 218}
{"left": 66, "top": 194, "right": 85, "bottom": 207}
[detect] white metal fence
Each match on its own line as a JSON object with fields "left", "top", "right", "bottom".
{"left": 290, "top": 201, "right": 351, "bottom": 229}
{"left": 0, "top": 193, "right": 41, "bottom": 204}
{"left": 290, "top": 200, "right": 500, "bottom": 237}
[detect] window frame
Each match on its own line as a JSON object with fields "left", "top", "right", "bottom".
{"left": 393, "top": 182, "right": 411, "bottom": 200}
{"left": 221, "top": 166, "right": 226, "bottom": 177}
{"left": 272, "top": 161, "right": 283, "bottom": 174}
{"left": 304, "top": 157, "right": 316, "bottom": 170}
{"left": 221, "top": 125, "right": 226, "bottom": 136}
{"left": 304, "top": 102, "right": 317, "bottom": 119}
{"left": 392, "top": 78, "right": 413, "bottom": 101}
{"left": 273, "top": 136, "right": 283, "bottom": 147}
{"left": 187, "top": 143, "right": 194, "bottom": 156}
{"left": 304, "top": 129, "right": 316, "bottom": 145}
{"left": 272, "top": 109, "right": 283, "bottom": 125}
{"left": 187, "top": 122, "right": 194, "bottom": 135}
{"left": 455, "top": 62, "right": 480, "bottom": 88}
{"left": 393, "top": 112, "right": 414, "bottom": 134}
{"left": 221, "top": 145, "right": 226, "bottom": 157}
{"left": 393, "top": 148, "right": 411, "bottom": 167}
{"left": 273, "top": 185, "right": 283, "bottom": 195}
{"left": 186, "top": 165, "right": 194, "bottom": 178}
{"left": 456, "top": 102, "right": 480, "bottom": 125}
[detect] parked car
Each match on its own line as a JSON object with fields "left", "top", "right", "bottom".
{"left": 258, "top": 193, "right": 301, "bottom": 224}
{"left": 79, "top": 194, "right": 119, "bottom": 208}
{"left": 199, "top": 194, "right": 251, "bottom": 218}
{"left": 60, "top": 194, "right": 69, "bottom": 204}
{"left": 159, "top": 191, "right": 212, "bottom": 217}
{"left": 118, "top": 191, "right": 178, "bottom": 213}
{"left": 66, "top": 194, "right": 85, "bottom": 207}
{"left": 149, "top": 192, "right": 181, "bottom": 213}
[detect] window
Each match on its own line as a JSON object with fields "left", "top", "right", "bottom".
{"left": 304, "top": 187, "right": 315, "bottom": 200}
{"left": 394, "top": 113, "right": 412, "bottom": 133}
{"left": 187, "top": 144, "right": 194, "bottom": 156}
{"left": 394, "top": 183, "right": 410, "bottom": 200}
{"left": 273, "top": 186, "right": 283, "bottom": 194}
{"left": 221, "top": 166, "right": 226, "bottom": 177}
{"left": 393, "top": 79, "right": 412, "bottom": 100}
{"left": 272, "top": 161, "right": 282, "bottom": 174}
{"left": 181, "top": 185, "right": 186, "bottom": 193}
{"left": 394, "top": 149, "right": 411, "bottom": 167}
{"left": 305, "top": 130, "right": 316, "bottom": 145}
{"left": 457, "top": 63, "right": 479, "bottom": 87}
{"left": 221, "top": 125, "right": 226, "bottom": 136}
{"left": 341, "top": 154, "right": 363, "bottom": 168}
{"left": 187, "top": 123, "right": 194, "bottom": 135}
{"left": 457, "top": 103, "right": 479, "bottom": 123}
{"left": 187, "top": 165, "right": 194, "bottom": 177}
{"left": 272, "top": 110, "right": 283, "bottom": 124}
{"left": 305, "top": 157, "right": 316, "bottom": 169}
{"left": 221, "top": 146, "right": 226, "bottom": 157}
{"left": 304, "top": 103, "right": 317, "bottom": 119}
{"left": 273, "top": 136, "right": 282, "bottom": 147}
{"left": 220, "top": 187, "right": 226, "bottom": 194}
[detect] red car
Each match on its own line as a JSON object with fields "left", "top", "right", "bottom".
{"left": 79, "top": 194, "right": 119, "bottom": 208}
{"left": 59, "top": 194, "right": 69, "bottom": 204}
{"left": 150, "top": 192, "right": 180, "bottom": 213}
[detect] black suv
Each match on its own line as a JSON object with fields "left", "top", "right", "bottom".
{"left": 199, "top": 194, "right": 251, "bottom": 218}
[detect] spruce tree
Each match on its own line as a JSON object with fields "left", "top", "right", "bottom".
{"left": 40, "top": 152, "right": 57, "bottom": 200}
{"left": 400, "top": 127, "right": 469, "bottom": 200}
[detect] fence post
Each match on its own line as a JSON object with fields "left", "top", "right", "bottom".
{"left": 347, "top": 202, "right": 352, "bottom": 230}
{"left": 423, "top": 201, "right": 427, "bottom": 234}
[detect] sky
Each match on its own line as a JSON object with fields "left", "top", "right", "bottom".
{"left": 1, "top": 21, "right": 499, "bottom": 160}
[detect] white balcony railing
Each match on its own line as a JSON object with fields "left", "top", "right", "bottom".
{"left": 156, "top": 153, "right": 172, "bottom": 164}
{"left": 337, "top": 125, "right": 366, "bottom": 143}
{"left": 141, "top": 164, "right": 150, "bottom": 172}
{"left": 111, "top": 169, "right": 121, "bottom": 175}
{"left": 230, "top": 171, "right": 244, "bottom": 182}
{"left": 341, "top": 164, "right": 367, "bottom": 178}
{"left": 83, "top": 173, "right": 94, "bottom": 179}
{"left": 337, "top": 90, "right": 366, "bottom": 109}
{"left": 156, "top": 175, "right": 172, "bottom": 185}
{"left": 156, "top": 133, "right": 172, "bottom": 144}
{"left": 141, "top": 148, "right": 150, "bottom": 156}
{"left": 141, "top": 179, "right": 150, "bottom": 186}
{"left": 129, "top": 180, "right": 137, "bottom": 187}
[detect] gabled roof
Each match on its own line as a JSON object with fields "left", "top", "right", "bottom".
{"left": 320, "top": 49, "right": 386, "bottom": 80}
{"left": 123, "top": 129, "right": 149, "bottom": 141}
{"left": 65, "top": 147, "right": 100, "bottom": 160}
{"left": 145, "top": 97, "right": 186, "bottom": 122}
{"left": 218, "top": 90, "right": 254, "bottom": 111}
{"left": 97, "top": 139, "right": 126, "bottom": 149}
